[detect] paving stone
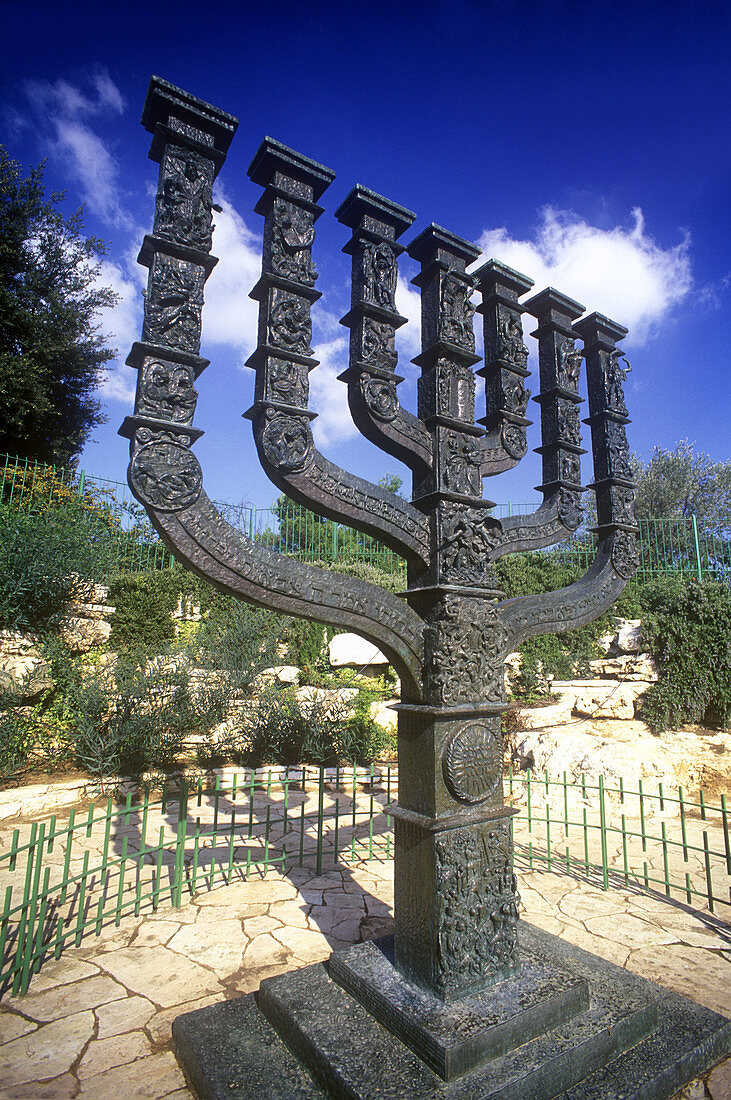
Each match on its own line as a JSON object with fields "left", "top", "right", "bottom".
{"left": 132, "top": 920, "right": 181, "bottom": 947}
{"left": 95, "top": 994, "right": 156, "bottom": 1039}
{"left": 147, "top": 994, "right": 224, "bottom": 1046}
{"left": 268, "top": 899, "right": 311, "bottom": 926}
{"left": 242, "top": 913, "right": 283, "bottom": 938}
{"left": 97, "top": 946, "right": 223, "bottom": 1008}
{"left": 0, "top": 1011, "right": 37, "bottom": 1045}
{"left": 627, "top": 943, "right": 731, "bottom": 1016}
{"left": 23, "top": 956, "right": 100, "bottom": 993}
{"left": 583, "top": 911, "right": 681, "bottom": 947}
{"left": 167, "top": 919, "right": 246, "bottom": 976}
{"left": 0, "top": 1072, "right": 78, "bottom": 1098}
{"left": 271, "top": 926, "right": 331, "bottom": 962}
{"left": 243, "top": 932, "right": 291, "bottom": 970}
{"left": 0, "top": 1009, "right": 94, "bottom": 1087}
{"left": 6, "top": 975, "right": 126, "bottom": 1022}
{"left": 195, "top": 878, "right": 297, "bottom": 906}
{"left": 707, "top": 1055, "right": 731, "bottom": 1100}
{"left": 78, "top": 1030, "right": 152, "bottom": 1079}
{"left": 79, "top": 1050, "right": 187, "bottom": 1098}
{"left": 319, "top": 889, "right": 367, "bottom": 910}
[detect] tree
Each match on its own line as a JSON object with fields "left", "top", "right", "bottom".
{"left": 0, "top": 147, "right": 117, "bottom": 466}
{"left": 632, "top": 441, "right": 731, "bottom": 529}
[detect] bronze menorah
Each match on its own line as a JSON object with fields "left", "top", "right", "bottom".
{"left": 118, "top": 79, "right": 731, "bottom": 1100}
{"left": 120, "top": 76, "right": 639, "bottom": 1007}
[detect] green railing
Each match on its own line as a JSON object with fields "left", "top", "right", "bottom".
{"left": 2, "top": 451, "right": 729, "bottom": 581}
{"left": 1, "top": 766, "right": 728, "bottom": 996}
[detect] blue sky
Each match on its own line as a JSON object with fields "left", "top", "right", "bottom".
{"left": 1, "top": 0, "right": 729, "bottom": 511}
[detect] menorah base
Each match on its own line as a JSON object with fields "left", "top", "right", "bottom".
{"left": 172, "top": 923, "right": 731, "bottom": 1099}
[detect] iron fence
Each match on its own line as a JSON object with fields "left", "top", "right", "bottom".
{"left": 0, "top": 766, "right": 728, "bottom": 996}
{"left": 2, "top": 451, "right": 729, "bottom": 582}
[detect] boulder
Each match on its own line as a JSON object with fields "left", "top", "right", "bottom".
{"left": 60, "top": 615, "right": 112, "bottom": 652}
{"left": 515, "top": 699, "right": 575, "bottom": 730}
{"left": 613, "top": 617, "right": 645, "bottom": 653}
{"left": 552, "top": 679, "right": 651, "bottom": 720}
{"left": 328, "top": 633, "right": 389, "bottom": 671}
{"left": 0, "top": 631, "right": 52, "bottom": 699}
{"left": 294, "top": 686, "right": 359, "bottom": 718}
{"left": 255, "top": 665, "right": 300, "bottom": 685}
{"left": 588, "top": 654, "right": 658, "bottom": 681}
{"left": 368, "top": 699, "right": 398, "bottom": 733}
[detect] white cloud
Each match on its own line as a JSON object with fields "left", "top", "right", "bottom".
{"left": 22, "top": 71, "right": 136, "bottom": 232}
{"left": 309, "top": 336, "right": 356, "bottom": 447}
{"left": 475, "top": 207, "right": 691, "bottom": 345}
{"left": 202, "top": 193, "right": 261, "bottom": 360}
{"left": 395, "top": 274, "right": 422, "bottom": 361}
{"left": 94, "top": 258, "right": 143, "bottom": 404}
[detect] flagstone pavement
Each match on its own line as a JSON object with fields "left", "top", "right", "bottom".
{"left": 0, "top": 855, "right": 729, "bottom": 1100}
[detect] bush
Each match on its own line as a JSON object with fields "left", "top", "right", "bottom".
{"left": 0, "top": 502, "right": 114, "bottom": 632}
{"left": 639, "top": 579, "right": 731, "bottom": 730}
{"left": 108, "top": 572, "right": 180, "bottom": 651}
{"left": 195, "top": 596, "right": 284, "bottom": 692}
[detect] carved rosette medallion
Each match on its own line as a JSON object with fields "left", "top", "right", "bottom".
{"left": 139, "top": 359, "right": 198, "bottom": 423}
{"left": 611, "top": 530, "right": 640, "bottom": 579}
{"left": 443, "top": 722, "right": 502, "bottom": 804}
{"left": 435, "top": 819, "right": 519, "bottom": 993}
{"left": 270, "top": 199, "right": 317, "bottom": 286}
{"left": 261, "top": 413, "right": 312, "bottom": 472}
{"left": 500, "top": 422, "right": 528, "bottom": 460}
{"left": 129, "top": 440, "right": 202, "bottom": 512}
{"left": 440, "top": 272, "right": 476, "bottom": 350}
{"left": 361, "top": 377, "right": 398, "bottom": 421}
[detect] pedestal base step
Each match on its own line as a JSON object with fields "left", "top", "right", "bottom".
{"left": 172, "top": 924, "right": 731, "bottom": 1100}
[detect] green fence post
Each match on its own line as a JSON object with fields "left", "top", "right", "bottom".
{"left": 679, "top": 786, "right": 689, "bottom": 862}
{"left": 116, "top": 837, "right": 129, "bottom": 926}
{"left": 691, "top": 515, "right": 703, "bottom": 581}
{"left": 599, "top": 775, "right": 609, "bottom": 890}
{"left": 316, "top": 766, "right": 325, "bottom": 876}
{"left": 702, "top": 831, "right": 714, "bottom": 913}
{"left": 721, "top": 794, "right": 731, "bottom": 875}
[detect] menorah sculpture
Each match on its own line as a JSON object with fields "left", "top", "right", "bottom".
{"left": 121, "top": 78, "right": 730, "bottom": 1099}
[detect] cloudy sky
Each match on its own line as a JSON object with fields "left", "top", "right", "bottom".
{"left": 1, "top": 0, "right": 729, "bottom": 510}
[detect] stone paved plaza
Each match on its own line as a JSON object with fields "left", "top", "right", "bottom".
{"left": 0, "top": 843, "right": 729, "bottom": 1099}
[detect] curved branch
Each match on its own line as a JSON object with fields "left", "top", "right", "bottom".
{"left": 496, "top": 531, "right": 637, "bottom": 651}
{"left": 342, "top": 365, "right": 432, "bottom": 477}
{"left": 147, "top": 491, "right": 425, "bottom": 698}
{"left": 483, "top": 491, "right": 583, "bottom": 562}
{"left": 252, "top": 419, "right": 431, "bottom": 569}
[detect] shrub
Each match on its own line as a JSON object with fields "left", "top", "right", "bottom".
{"left": 0, "top": 501, "right": 114, "bottom": 632}
{"left": 108, "top": 572, "right": 179, "bottom": 651}
{"left": 639, "top": 579, "right": 731, "bottom": 730}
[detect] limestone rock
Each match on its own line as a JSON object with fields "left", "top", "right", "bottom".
{"left": 368, "top": 699, "right": 398, "bottom": 732}
{"left": 552, "top": 679, "right": 652, "bottom": 719}
{"left": 60, "top": 616, "right": 112, "bottom": 653}
{"left": 328, "top": 633, "right": 389, "bottom": 670}
{"left": 255, "top": 665, "right": 301, "bottom": 686}
{"left": 515, "top": 699, "right": 574, "bottom": 730}
{"left": 589, "top": 654, "right": 658, "bottom": 681}
{"left": 613, "top": 617, "right": 645, "bottom": 653}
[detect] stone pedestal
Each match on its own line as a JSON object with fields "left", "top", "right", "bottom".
{"left": 172, "top": 923, "right": 731, "bottom": 1099}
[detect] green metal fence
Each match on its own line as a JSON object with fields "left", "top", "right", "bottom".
{"left": 1, "top": 766, "right": 728, "bottom": 996}
{"left": 2, "top": 451, "right": 729, "bottom": 582}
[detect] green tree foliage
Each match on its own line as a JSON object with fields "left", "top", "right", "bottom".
{"left": 0, "top": 147, "right": 117, "bottom": 465}
{"left": 632, "top": 441, "right": 731, "bottom": 528}
{"left": 639, "top": 579, "right": 731, "bottom": 731}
